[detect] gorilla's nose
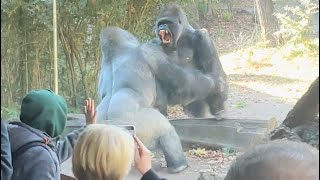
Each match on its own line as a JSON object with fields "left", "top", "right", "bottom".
{"left": 159, "top": 24, "right": 168, "bottom": 29}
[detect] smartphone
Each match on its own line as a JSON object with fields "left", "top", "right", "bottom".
{"left": 118, "top": 125, "right": 135, "bottom": 137}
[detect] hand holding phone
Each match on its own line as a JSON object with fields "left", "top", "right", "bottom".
{"left": 134, "top": 136, "right": 152, "bottom": 175}
{"left": 118, "top": 125, "right": 135, "bottom": 136}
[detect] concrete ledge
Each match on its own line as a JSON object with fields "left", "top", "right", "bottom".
{"left": 170, "top": 118, "right": 276, "bottom": 150}
{"left": 64, "top": 114, "right": 276, "bottom": 150}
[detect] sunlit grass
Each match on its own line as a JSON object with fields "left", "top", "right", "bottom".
{"left": 220, "top": 39, "right": 319, "bottom": 102}
{"left": 221, "top": 42, "right": 319, "bottom": 80}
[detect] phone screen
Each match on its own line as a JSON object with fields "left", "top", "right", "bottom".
{"left": 119, "top": 125, "right": 135, "bottom": 136}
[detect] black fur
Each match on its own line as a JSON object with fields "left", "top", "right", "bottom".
{"left": 152, "top": 3, "right": 229, "bottom": 118}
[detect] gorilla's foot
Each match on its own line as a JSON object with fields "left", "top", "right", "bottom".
{"left": 167, "top": 164, "right": 188, "bottom": 174}
{"left": 159, "top": 127, "right": 188, "bottom": 173}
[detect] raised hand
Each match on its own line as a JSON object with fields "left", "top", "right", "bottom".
{"left": 83, "top": 98, "right": 97, "bottom": 125}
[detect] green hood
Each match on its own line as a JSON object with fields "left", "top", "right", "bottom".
{"left": 20, "top": 89, "right": 68, "bottom": 137}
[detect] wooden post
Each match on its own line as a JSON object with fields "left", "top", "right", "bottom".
{"left": 53, "top": 0, "right": 58, "bottom": 93}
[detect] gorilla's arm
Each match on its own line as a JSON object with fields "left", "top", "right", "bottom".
{"left": 141, "top": 43, "right": 215, "bottom": 105}
{"left": 192, "top": 29, "right": 229, "bottom": 114}
{"left": 156, "top": 62, "right": 214, "bottom": 91}
{"left": 193, "top": 30, "right": 225, "bottom": 75}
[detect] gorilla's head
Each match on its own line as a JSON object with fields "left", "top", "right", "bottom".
{"left": 100, "top": 26, "right": 139, "bottom": 50}
{"left": 155, "top": 3, "right": 189, "bottom": 49}
{"left": 100, "top": 26, "right": 140, "bottom": 60}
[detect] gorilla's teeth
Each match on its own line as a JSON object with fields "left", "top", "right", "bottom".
{"left": 165, "top": 30, "right": 168, "bottom": 34}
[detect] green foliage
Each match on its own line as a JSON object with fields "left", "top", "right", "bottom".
{"left": 274, "top": 0, "right": 319, "bottom": 56}
{"left": 1, "top": 106, "right": 19, "bottom": 120}
{"left": 221, "top": 146, "right": 235, "bottom": 157}
{"left": 234, "top": 100, "right": 246, "bottom": 108}
{"left": 68, "top": 107, "right": 83, "bottom": 114}
{"left": 1, "top": 0, "right": 176, "bottom": 110}
{"left": 215, "top": 28, "right": 225, "bottom": 38}
{"left": 198, "top": 0, "right": 207, "bottom": 17}
{"left": 232, "top": 26, "right": 260, "bottom": 50}
{"left": 222, "top": 11, "right": 233, "bottom": 21}
{"left": 197, "top": 0, "right": 220, "bottom": 17}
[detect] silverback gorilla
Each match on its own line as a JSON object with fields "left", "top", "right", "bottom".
{"left": 149, "top": 3, "right": 229, "bottom": 118}
{"left": 96, "top": 27, "right": 217, "bottom": 173}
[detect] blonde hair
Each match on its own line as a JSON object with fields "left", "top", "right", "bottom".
{"left": 72, "top": 124, "right": 135, "bottom": 180}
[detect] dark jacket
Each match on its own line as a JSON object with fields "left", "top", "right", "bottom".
{"left": 1, "top": 120, "right": 13, "bottom": 180}
{"left": 7, "top": 121, "right": 84, "bottom": 180}
{"left": 141, "top": 169, "right": 167, "bottom": 180}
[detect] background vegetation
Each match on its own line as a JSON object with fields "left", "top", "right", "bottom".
{"left": 0, "top": 0, "right": 173, "bottom": 115}
{"left": 1, "top": 0, "right": 318, "bottom": 119}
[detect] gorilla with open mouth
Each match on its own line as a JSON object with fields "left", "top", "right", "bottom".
{"left": 150, "top": 3, "right": 229, "bottom": 118}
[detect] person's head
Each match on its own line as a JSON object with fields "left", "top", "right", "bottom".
{"left": 224, "top": 140, "right": 319, "bottom": 180}
{"left": 20, "top": 89, "right": 68, "bottom": 138}
{"left": 72, "top": 124, "right": 135, "bottom": 180}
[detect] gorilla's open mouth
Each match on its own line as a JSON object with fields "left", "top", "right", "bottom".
{"left": 159, "top": 29, "right": 172, "bottom": 44}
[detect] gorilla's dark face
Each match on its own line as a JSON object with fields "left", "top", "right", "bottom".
{"left": 157, "top": 18, "right": 182, "bottom": 48}
{"left": 156, "top": 4, "right": 186, "bottom": 48}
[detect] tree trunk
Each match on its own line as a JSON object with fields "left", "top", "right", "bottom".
{"left": 59, "top": 28, "right": 78, "bottom": 107}
{"left": 255, "top": 0, "right": 279, "bottom": 45}
{"left": 283, "top": 77, "right": 319, "bottom": 128}
{"left": 269, "top": 77, "right": 319, "bottom": 148}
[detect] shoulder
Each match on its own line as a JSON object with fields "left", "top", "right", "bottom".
{"left": 194, "top": 28, "right": 210, "bottom": 39}
{"left": 21, "top": 143, "right": 58, "bottom": 168}
{"left": 33, "top": 146, "right": 57, "bottom": 167}
{"left": 12, "top": 144, "right": 59, "bottom": 180}
{"left": 140, "top": 40, "right": 162, "bottom": 57}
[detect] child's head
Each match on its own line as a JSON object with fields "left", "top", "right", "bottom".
{"left": 225, "top": 140, "right": 319, "bottom": 180}
{"left": 20, "top": 89, "right": 68, "bottom": 137}
{"left": 72, "top": 124, "right": 135, "bottom": 180}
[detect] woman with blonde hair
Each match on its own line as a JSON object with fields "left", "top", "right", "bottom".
{"left": 72, "top": 124, "right": 166, "bottom": 180}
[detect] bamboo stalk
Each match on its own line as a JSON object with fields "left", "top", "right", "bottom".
{"left": 53, "top": 0, "right": 58, "bottom": 93}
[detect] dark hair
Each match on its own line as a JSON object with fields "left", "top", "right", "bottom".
{"left": 224, "top": 140, "right": 319, "bottom": 180}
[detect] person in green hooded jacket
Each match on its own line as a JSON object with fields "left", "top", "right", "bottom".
{"left": 6, "top": 89, "right": 96, "bottom": 180}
